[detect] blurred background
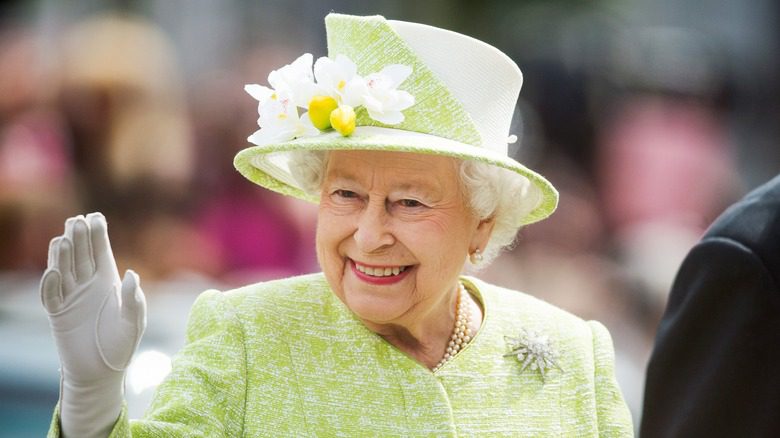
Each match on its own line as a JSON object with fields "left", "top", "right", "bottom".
{"left": 0, "top": 0, "right": 777, "bottom": 435}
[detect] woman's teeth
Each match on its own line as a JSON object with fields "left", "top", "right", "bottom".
{"left": 355, "top": 264, "right": 407, "bottom": 277}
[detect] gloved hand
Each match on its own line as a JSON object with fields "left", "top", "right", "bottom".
{"left": 41, "top": 212, "right": 146, "bottom": 438}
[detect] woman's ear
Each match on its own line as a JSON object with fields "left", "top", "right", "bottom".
{"left": 470, "top": 215, "right": 496, "bottom": 252}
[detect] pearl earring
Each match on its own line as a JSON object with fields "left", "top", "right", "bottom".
{"left": 470, "top": 249, "right": 483, "bottom": 264}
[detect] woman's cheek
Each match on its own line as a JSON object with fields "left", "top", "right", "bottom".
{"left": 315, "top": 225, "right": 345, "bottom": 289}
{"left": 406, "top": 211, "right": 455, "bottom": 235}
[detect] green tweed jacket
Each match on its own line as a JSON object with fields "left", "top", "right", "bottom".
{"left": 50, "top": 273, "right": 633, "bottom": 437}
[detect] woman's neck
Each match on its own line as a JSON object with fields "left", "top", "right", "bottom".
{"left": 364, "top": 285, "right": 483, "bottom": 369}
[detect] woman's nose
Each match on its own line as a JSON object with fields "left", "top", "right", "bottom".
{"left": 353, "top": 199, "right": 395, "bottom": 252}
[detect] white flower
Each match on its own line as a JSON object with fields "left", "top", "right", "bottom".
{"left": 244, "top": 53, "right": 416, "bottom": 142}
{"left": 361, "top": 64, "right": 415, "bottom": 125}
{"left": 267, "top": 53, "right": 318, "bottom": 108}
{"left": 245, "top": 87, "right": 317, "bottom": 146}
{"left": 244, "top": 54, "right": 320, "bottom": 145}
{"left": 313, "top": 54, "right": 366, "bottom": 108}
{"left": 244, "top": 83, "right": 275, "bottom": 119}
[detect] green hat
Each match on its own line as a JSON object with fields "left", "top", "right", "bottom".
{"left": 234, "top": 13, "right": 558, "bottom": 225}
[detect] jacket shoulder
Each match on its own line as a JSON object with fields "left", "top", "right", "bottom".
{"left": 215, "top": 272, "right": 334, "bottom": 327}
{"left": 706, "top": 176, "right": 780, "bottom": 243}
{"left": 465, "top": 276, "right": 608, "bottom": 371}
{"left": 703, "top": 174, "right": 780, "bottom": 280}
{"left": 465, "top": 278, "right": 625, "bottom": 420}
{"left": 467, "top": 277, "right": 592, "bottom": 332}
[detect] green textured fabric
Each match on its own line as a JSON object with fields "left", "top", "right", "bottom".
{"left": 326, "top": 14, "right": 482, "bottom": 146}
{"left": 48, "top": 273, "right": 632, "bottom": 436}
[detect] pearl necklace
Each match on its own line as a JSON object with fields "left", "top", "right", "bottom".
{"left": 433, "top": 283, "right": 472, "bottom": 372}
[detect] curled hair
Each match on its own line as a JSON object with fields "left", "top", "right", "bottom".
{"left": 288, "top": 150, "right": 542, "bottom": 267}
{"left": 458, "top": 159, "right": 541, "bottom": 266}
{"left": 288, "top": 150, "right": 329, "bottom": 195}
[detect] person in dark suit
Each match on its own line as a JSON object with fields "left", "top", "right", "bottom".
{"left": 641, "top": 174, "right": 780, "bottom": 437}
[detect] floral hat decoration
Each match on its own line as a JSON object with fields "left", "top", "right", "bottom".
{"left": 235, "top": 13, "right": 558, "bottom": 226}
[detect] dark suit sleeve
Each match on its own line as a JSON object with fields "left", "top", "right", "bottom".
{"left": 640, "top": 237, "right": 780, "bottom": 438}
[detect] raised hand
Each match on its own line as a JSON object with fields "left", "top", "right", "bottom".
{"left": 41, "top": 212, "right": 146, "bottom": 438}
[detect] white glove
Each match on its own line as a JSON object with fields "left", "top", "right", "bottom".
{"left": 41, "top": 212, "right": 146, "bottom": 438}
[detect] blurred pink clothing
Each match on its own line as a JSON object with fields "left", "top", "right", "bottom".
{"left": 0, "top": 109, "right": 71, "bottom": 196}
{"left": 598, "top": 96, "right": 737, "bottom": 233}
{"left": 197, "top": 190, "right": 309, "bottom": 280}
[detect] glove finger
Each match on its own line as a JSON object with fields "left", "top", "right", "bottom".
{"left": 47, "top": 236, "right": 62, "bottom": 270}
{"left": 63, "top": 216, "right": 79, "bottom": 240}
{"left": 57, "top": 237, "right": 77, "bottom": 289}
{"left": 40, "top": 269, "right": 63, "bottom": 313}
{"left": 71, "top": 216, "right": 96, "bottom": 282}
{"left": 121, "top": 270, "right": 147, "bottom": 330}
{"left": 61, "top": 216, "right": 80, "bottom": 281}
{"left": 86, "top": 212, "right": 118, "bottom": 274}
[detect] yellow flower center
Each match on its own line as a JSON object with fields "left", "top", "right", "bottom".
{"left": 308, "top": 95, "right": 339, "bottom": 130}
{"left": 330, "top": 105, "right": 356, "bottom": 136}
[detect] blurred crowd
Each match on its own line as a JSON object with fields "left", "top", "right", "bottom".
{"left": 1, "top": 0, "right": 779, "bottom": 434}
{"left": 0, "top": 7, "right": 321, "bottom": 285}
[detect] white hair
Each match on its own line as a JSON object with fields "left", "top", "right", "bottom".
{"left": 288, "top": 150, "right": 542, "bottom": 267}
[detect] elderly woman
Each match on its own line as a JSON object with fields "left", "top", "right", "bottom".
{"left": 42, "top": 13, "right": 632, "bottom": 437}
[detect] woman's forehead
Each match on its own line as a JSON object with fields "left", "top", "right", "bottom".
{"left": 324, "top": 150, "right": 460, "bottom": 189}
{"left": 326, "top": 150, "right": 458, "bottom": 174}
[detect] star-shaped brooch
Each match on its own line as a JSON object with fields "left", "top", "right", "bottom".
{"left": 504, "top": 328, "right": 562, "bottom": 382}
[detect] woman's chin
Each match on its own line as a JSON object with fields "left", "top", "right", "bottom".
{"left": 342, "top": 292, "right": 409, "bottom": 325}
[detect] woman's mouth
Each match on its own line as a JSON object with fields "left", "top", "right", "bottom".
{"left": 350, "top": 260, "right": 412, "bottom": 284}
{"left": 354, "top": 263, "right": 407, "bottom": 277}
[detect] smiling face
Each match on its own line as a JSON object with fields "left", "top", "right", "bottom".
{"left": 316, "top": 150, "right": 493, "bottom": 330}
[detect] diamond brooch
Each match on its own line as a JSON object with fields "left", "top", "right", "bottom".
{"left": 504, "top": 328, "right": 562, "bottom": 381}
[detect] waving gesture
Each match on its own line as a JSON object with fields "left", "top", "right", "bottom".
{"left": 41, "top": 212, "right": 146, "bottom": 438}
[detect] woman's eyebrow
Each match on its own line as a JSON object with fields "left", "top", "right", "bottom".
{"left": 393, "top": 181, "right": 443, "bottom": 199}
{"left": 326, "top": 168, "right": 443, "bottom": 196}
{"left": 325, "top": 174, "right": 360, "bottom": 186}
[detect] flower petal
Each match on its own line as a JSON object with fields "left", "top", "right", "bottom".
{"left": 247, "top": 126, "right": 290, "bottom": 146}
{"left": 340, "top": 77, "right": 368, "bottom": 108}
{"left": 394, "top": 90, "right": 415, "bottom": 110}
{"left": 298, "top": 112, "right": 321, "bottom": 137}
{"left": 367, "top": 108, "right": 404, "bottom": 125}
{"left": 295, "top": 81, "right": 326, "bottom": 110}
{"left": 268, "top": 53, "right": 313, "bottom": 89}
{"left": 290, "top": 53, "right": 314, "bottom": 74}
{"left": 315, "top": 54, "right": 362, "bottom": 102}
{"left": 268, "top": 53, "right": 315, "bottom": 106}
{"left": 245, "top": 84, "right": 274, "bottom": 102}
{"left": 334, "top": 54, "right": 358, "bottom": 79}
{"left": 379, "top": 64, "right": 412, "bottom": 88}
{"left": 314, "top": 56, "right": 341, "bottom": 92}
{"left": 362, "top": 94, "right": 382, "bottom": 112}
{"left": 258, "top": 96, "right": 288, "bottom": 127}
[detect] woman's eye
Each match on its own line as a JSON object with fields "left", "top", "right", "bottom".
{"left": 399, "top": 199, "right": 424, "bottom": 208}
{"left": 334, "top": 189, "right": 358, "bottom": 199}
